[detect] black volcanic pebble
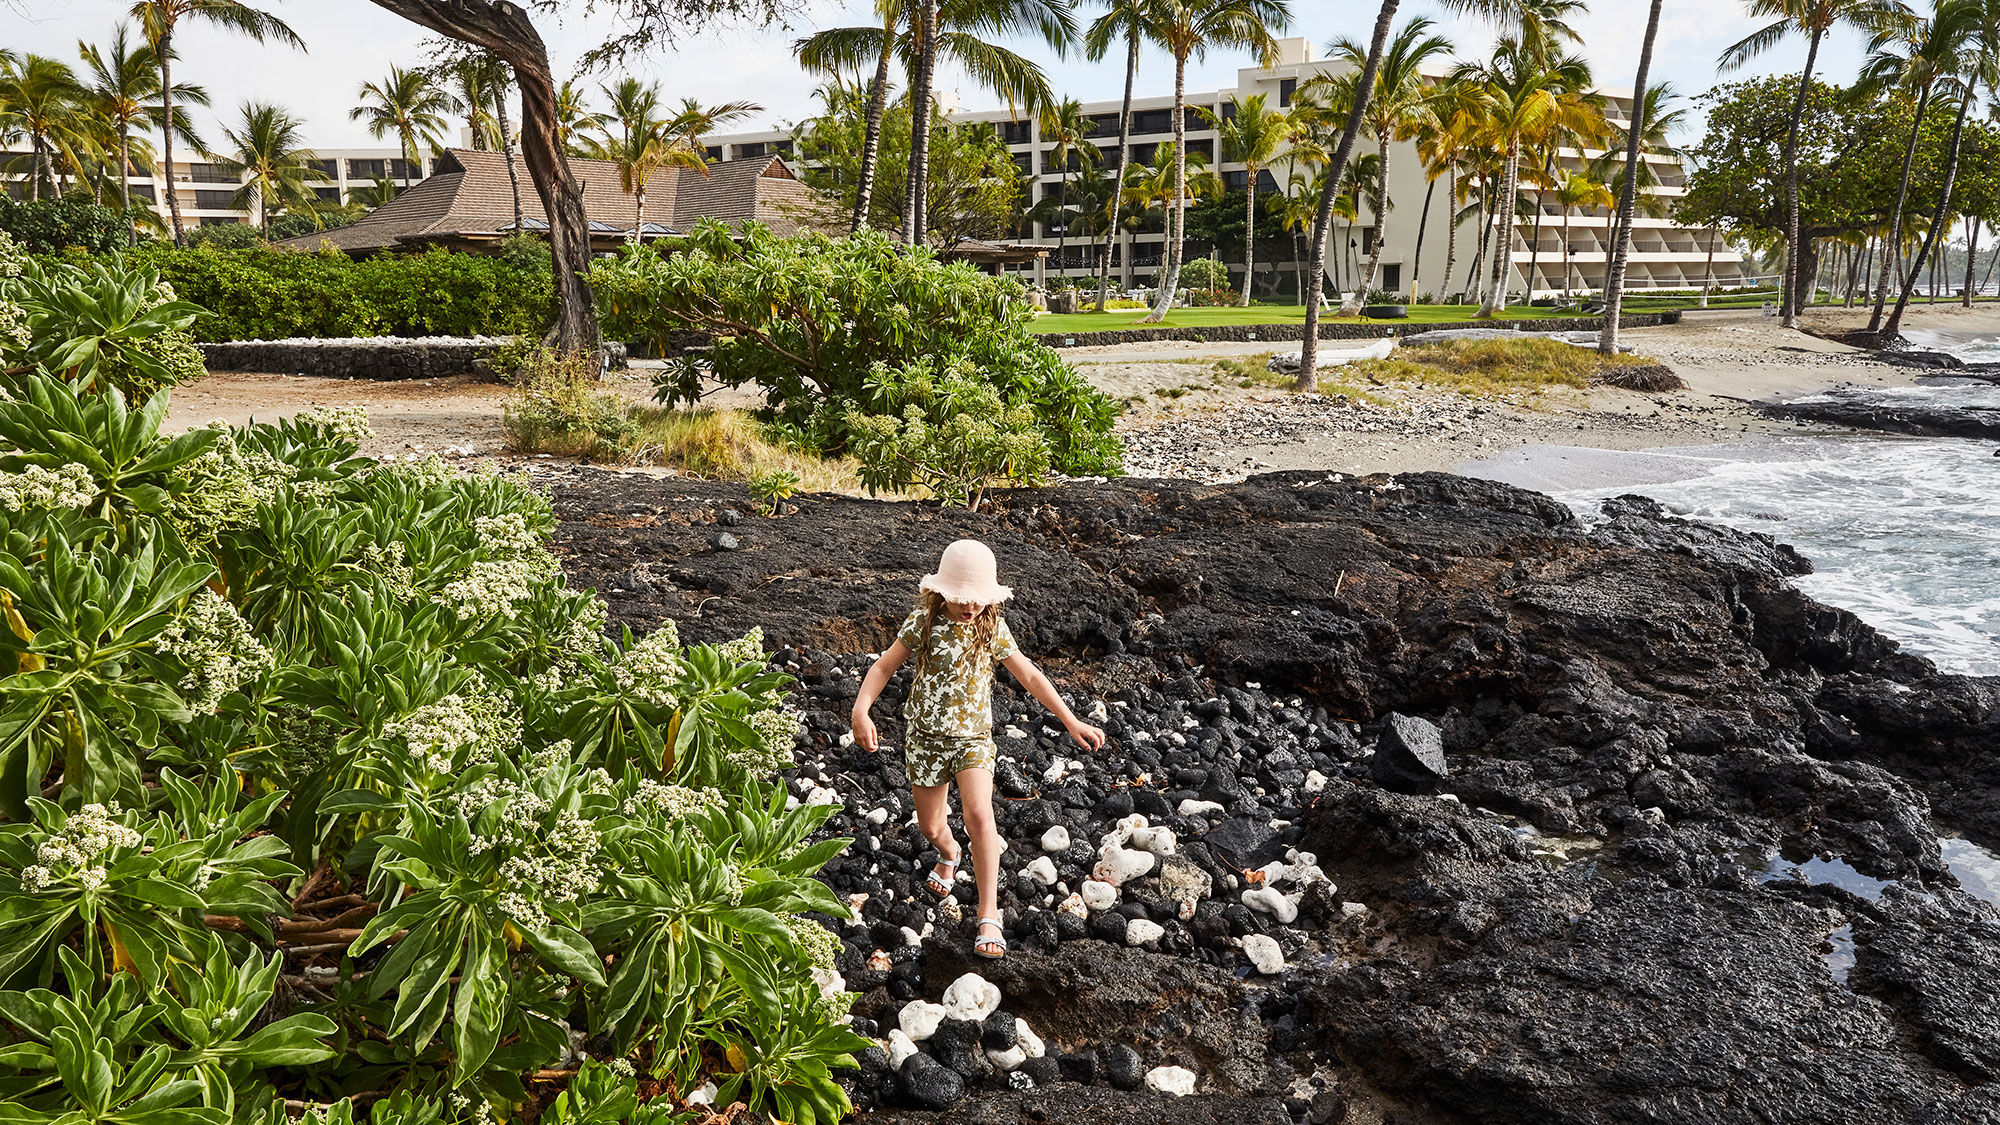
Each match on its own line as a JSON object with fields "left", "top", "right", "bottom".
{"left": 931, "top": 1019, "right": 990, "bottom": 1079}
{"left": 899, "top": 1054, "right": 964, "bottom": 1110}
{"left": 1057, "top": 1049, "right": 1100, "bottom": 1085}
{"left": 1089, "top": 911, "right": 1129, "bottom": 944}
{"left": 1019, "top": 1055, "right": 1061, "bottom": 1087}
{"left": 1055, "top": 910, "right": 1089, "bottom": 941}
{"left": 1103, "top": 1043, "right": 1146, "bottom": 1091}
{"left": 1020, "top": 910, "right": 1060, "bottom": 949}
{"left": 981, "top": 1010, "right": 1018, "bottom": 1050}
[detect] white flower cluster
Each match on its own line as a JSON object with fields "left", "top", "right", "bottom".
{"left": 716, "top": 626, "right": 767, "bottom": 667}
{"left": 444, "top": 772, "right": 605, "bottom": 929}
{"left": 384, "top": 687, "right": 519, "bottom": 776}
{"left": 474, "top": 512, "right": 542, "bottom": 556}
{"left": 0, "top": 463, "right": 96, "bottom": 512}
{"left": 789, "top": 916, "right": 842, "bottom": 973}
{"left": 0, "top": 298, "right": 28, "bottom": 355}
{"left": 295, "top": 405, "right": 373, "bottom": 444}
{"left": 624, "top": 779, "right": 720, "bottom": 823}
{"left": 438, "top": 556, "right": 548, "bottom": 621}
{"left": 357, "top": 541, "right": 418, "bottom": 601}
{"left": 153, "top": 588, "right": 274, "bottom": 714}
{"left": 614, "top": 620, "right": 686, "bottom": 706}
{"left": 0, "top": 230, "right": 22, "bottom": 277}
{"left": 726, "top": 706, "right": 801, "bottom": 777}
{"left": 170, "top": 432, "right": 294, "bottom": 542}
{"left": 18, "top": 802, "right": 142, "bottom": 893}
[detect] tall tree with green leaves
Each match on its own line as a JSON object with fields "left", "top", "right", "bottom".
{"left": 795, "top": 0, "right": 903, "bottom": 233}
{"left": 1317, "top": 16, "right": 1453, "bottom": 315}
{"left": 1084, "top": 0, "right": 1149, "bottom": 309}
{"left": 588, "top": 84, "right": 761, "bottom": 239}
{"left": 214, "top": 100, "right": 317, "bottom": 235}
{"left": 1136, "top": 0, "right": 1290, "bottom": 324}
{"left": 351, "top": 65, "right": 454, "bottom": 189}
{"left": 1203, "top": 92, "right": 1288, "bottom": 305}
{"left": 1038, "top": 97, "right": 1100, "bottom": 270}
{"left": 128, "top": 0, "right": 304, "bottom": 244}
{"left": 1719, "top": 0, "right": 1914, "bottom": 326}
{"left": 1882, "top": 0, "right": 1990, "bottom": 339}
{"left": 80, "top": 25, "right": 207, "bottom": 241}
{"left": 0, "top": 53, "right": 95, "bottom": 202}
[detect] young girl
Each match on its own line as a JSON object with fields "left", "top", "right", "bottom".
{"left": 851, "top": 539, "right": 1105, "bottom": 959}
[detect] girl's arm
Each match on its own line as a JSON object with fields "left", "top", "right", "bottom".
{"left": 850, "top": 640, "right": 911, "bottom": 753}
{"left": 1002, "top": 652, "right": 1106, "bottom": 751}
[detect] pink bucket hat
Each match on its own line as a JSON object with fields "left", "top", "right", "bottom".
{"left": 920, "top": 539, "right": 1013, "bottom": 605}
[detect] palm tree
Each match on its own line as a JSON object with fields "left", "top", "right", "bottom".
{"left": 1856, "top": 1, "right": 1980, "bottom": 333}
{"left": 80, "top": 25, "right": 207, "bottom": 242}
{"left": 351, "top": 66, "right": 453, "bottom": 190}
{"left": 1882, "top": 0, "right": 1990, "bottom": 339}
{"left": 445, "top": 54, "right": 525, "bottom": 233}
{"left": 1410, "top": 76, "right": 1480, "bottom": 302}
{"left": 1084, "top": 0, "right": 1149, "bottom": 309}
{"left": 1206, "top": 92, "right": 1289, "bottom": 306}
{"left": 552, "top": 79, "right": 601, "bottom": 157}
{"left": 1038, "top": 97, "right": 1100, "bottom": 273}
{"left": 128, "top": 0, "right": 305, "bottom": 245}
{"left": 1136, "top": 0, "right": 1290, "bottom": 324}
{"left": 213, "top": 100, "right": 316, "bottom": 236}
{"left": 1123, "top": 138, "right": 1223, "bottom": 279}
{"left": 1272, "top": 169, "right": 1320, "bottom": 304}
{"left": 795, "top": 0, "right": 902, "bottom": 233}
{"left": 1719, "top": 0, "right": 1914, "bottom": 327}
{"left": 1317, "top": 17, "right": 1454, "bottom": 316}
{"left": 1550, "top": 170, "right": 1614, "bottom": 294}
{"left": 0, "top": 54, "right": 92, "bottom": 201}
{"left": 590, "top": 83, "right": 761, "bottom": 240}
{"left": 1453, "top": 41, "right": 1601, "bottom": 318}
{"left": 1515, "top": 0, "right": 1588, "bottom": 61}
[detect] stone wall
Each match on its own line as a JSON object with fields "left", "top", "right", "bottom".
{"left": 1036, "top": 312, "right": 1683, "bottom": 349}
{"left": 199, "top": 336, "right": 510, "bottom": 379}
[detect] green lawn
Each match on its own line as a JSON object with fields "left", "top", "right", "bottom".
{"left": 1028, "top": 303, "right": 1580, "bottom": 334}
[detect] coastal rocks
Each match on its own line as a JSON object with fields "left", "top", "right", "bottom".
{"left": 1041, "top": 825, "right": 1071, "bottom": 852}
{"left": 898, "top": 1054, "right": 965, "bottom": 1110}
{"left": 941, "top": 974, "right": 1002, "bottom": 1023}
{"left": 1592, "top": 363, "right": 1687, "bottom": 392}
{"left": 1240, "top": 934, "right": 1286, "bottom": 975}
{"left": 1751, "top": 385, "right": 2000, "bottom": 440}
{"left": 1146, "top": 1065, "right": 1199, "bottom": 1096}
{"left": 1370, "top": 712, "right": 1450, "bottom": 794}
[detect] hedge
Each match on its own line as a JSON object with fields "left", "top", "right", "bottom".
{"left": 125, "top": 243, "right": 556, "bottom": 342}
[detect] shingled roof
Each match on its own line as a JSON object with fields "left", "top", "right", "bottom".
{"left": 279, "top": 148, "right": 825, "bottom": 254}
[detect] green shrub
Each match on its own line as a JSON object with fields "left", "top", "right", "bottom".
{"left": 593, "top": 222, "right": 1122, "bottom": 478}
{"left": 0, "top": 196, "right": 125, "bottom": 255}
{"left": 844, "top": 357, "right": 1054, "bottom": 508}
{"left": 0, "top": 286, "right": 867, "bottom": 1121}
{"left": 184, "top": 222, "right": 263, "bottom": 250}
{"left": 1156, "top": 257, "right": 1231, "bottom": 292}
{"left": 126, "top": 243, "right": 555, "bottom": 342}
{"left": 1, "top": 241, "right": 207, "bottom": 401}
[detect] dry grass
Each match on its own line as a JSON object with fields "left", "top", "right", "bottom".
{"left": 1343, "top": 337, "right": 1660, "bottom": 399}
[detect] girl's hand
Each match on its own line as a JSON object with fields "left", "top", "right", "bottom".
{"left": 851, "top": 712, "right": 880, "bottom": 753}
{"left": 1066, "top": 721, "right": 1106, "bottom": 752}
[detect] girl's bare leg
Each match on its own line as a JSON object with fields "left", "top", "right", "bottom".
{"left": 912, "top": 783, "right": 960, "bottom": 886}
{"left": 956, "top": 767, "right": 1003, "bottom": 940}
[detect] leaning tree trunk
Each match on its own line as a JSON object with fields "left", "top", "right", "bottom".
{"left": 1964, "top": 217, "right": 1980, "bottom": 308}
{"left": 1599, "top": 0, "right": 1663, "bottom": 355}
{"left": 1777, "top": 26, "right": 1823, "bottom": 329}
{"left": 1441, "top": 166, "right": 1460, "bottom": 300}
{"left": 1475, "top": 139, "right": 1521, "bottom": 319}
{"left": 1142, "top": 53, "right": 1191, "bottom": 323}
{"left": 852, "top": 12, "right": 896, "bottom": 234}
{"left": 494, "top": 71, "right": 526, "bottom": 234}
{"left": 1297, "top": 0, "right": 1398, "bottom": 391}
{"left": 904, "top": 0, "right": 938, "bottom": 245}
{"left": 1409, "top": 176, "right": 1436, "bottom": 302}
{"left": 1338, "top": 132, "right": 1392, "bottom": 316}
{"left": 1868, "top": 84, "right": 1932, "bottom": 334}
{"left": 117, "top": 123, "right": 135, "bottom": 247}
{"left": 1885, "top": 86, "right": 1971, "bottom": 340}
{"left": 1239, "top": 165, "right": 1258, "bottom": 306}
{"left": 367, "top": 0, "right": 600, "bottom": 359}
{"left": 159, "top": 32, "right": 187, "bottom": 244}
{"left": 1096, "top": 26, "right": 1140, "bottom": 311}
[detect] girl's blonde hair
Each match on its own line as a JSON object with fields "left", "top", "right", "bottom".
{"left": 908, "top": 589, "right": 999, "bottom": 681}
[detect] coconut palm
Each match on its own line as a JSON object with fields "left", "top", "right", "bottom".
{"left": 1272, "top": 169, "right": 1320, "bottom": 304}
{"left": 588, "top": 82, "right": 761, "bottom": 240}
{"left": 1037, "top": 97, "right": 1100, "bottom": 271}
{"left": 0, "top": 54, "right": 93, "bottom": 201}
{"left": 1410, "top": 76, "right": 1480, "bottom": 302}
{"left": 1314, "top": 17, "right": 1454, "bottom": 316}
{"left": 1550, "top": 170, "right": 1614, "bottom": 294}
{"left": 128, "top": 0, "right": 304, "bottom": 244}
{"left": 795, "top": 0, "right": 903, "bottom": 233}
{"left": 1515, "top": 0, "right": 1587, "bottom": 61}
{"left": 1204, "top": 92, "right": 1289, "bottom": 305}
{"left": 1719, "top": 0, "right": 1915, "bottom": 327}
{"left": 552, "top": 79, "right": 602, "bottom": 157}
{"left": 1856, "top": 1, "right": 1982, "bottom": 332}
{"left": 351, "top": 66, "right": 453, "bottom": 189}
{"left": 213, "top": 100, "right": 316, "bottom": 235}
{"left": 445, "top": 54, "right": 525, "bottom": 233}
{"left": 79, "top": 25, "right": 207, "bottom": 240}
{"left": 1084, "top": 0, "right": 1149, "bottom": 309}
{"left": 1122, "top": 137, "right": 1223, "bottom": 278}
{"left": 1135, "top": 0, "right": 1290, "bottom": 324}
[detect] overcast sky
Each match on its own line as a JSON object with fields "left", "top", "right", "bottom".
{"left": 5, "top": 0, "right": 1869, "bottom": 152}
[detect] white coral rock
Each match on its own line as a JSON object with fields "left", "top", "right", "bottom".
{"left": 1125, "top": 918, "right": 1165, "bottom": 946}
{"left": 1241, "top": 933, "right": 1286, "bottom": 975}
{"left": 1058, "top": 892, "right": 1088, "bottom": 918}
{"left": 898, "top": 1001, "right": 947, "bottom": 1042}
{"left": 1177, "top": 798, "right": 1225, "bottom": 817}
{"left": 986, "top": 1044, "right": 1027, "bottom": 1072}
{"left": 1242, "top": 887, "right": 1300, "bottom": 924}
{"left": 1041, "top": 825, "right": 1071, "bottom": 853}
{"left": 885, "top": 1029, "right": 918, "bottom": 1068}
{"left": 1079, "top": 879, "right": 1118, "bottom": 912}
{"left": 1024, "top": 856, "right": 1058, "bottom": 886}
{"left": 941, "top": 973, "right": 1002, "bottom": 1023}
{"left": 1093, "top": 845, "right": 1155, "bottom": 886}
{"left": 1145, "top": 1066, "right": 1197, "bottom": 1097}
{"left": 1015, "top": 1018, "right": 1044, "bottom": 1058}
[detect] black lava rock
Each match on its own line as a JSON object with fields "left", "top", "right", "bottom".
{"left": 981, "top": 1010, "right": 1019, "bottom": 1050}
{"left": 899, "top": 1053, "right": 964, "bottom": 1110}
{"left": 1057, "top": 1049, "right": 1100, "bottom": 1085}
{"left": 1103, "top": 1043, "right": 1146, "bottom": 1091}
{"left": 1371, "top": 712, "right": 1449, "bottom": 795}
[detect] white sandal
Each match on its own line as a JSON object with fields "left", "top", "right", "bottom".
{"left": 973, "top": 917, "right": 1007, "bottom": 960}
{"left": 926, "top": 855, "right": 960, "bottom": 897}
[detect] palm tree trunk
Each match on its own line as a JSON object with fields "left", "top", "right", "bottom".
{"left": 160, "top": 32, "right": 186, "bottom": 245}
{"left": 1096, "top": 27, "right": 1140, "bottom": 311}
{"left": 1293, "top": 228, "right": 1305, "bottom": 305}
{"left": 1981, "top": 232, "right": 2000, "bottom": 296}
{"left": 1867, "top": 84, "right": 1932, "bottom": 334}
{"left": 1142, "top": 54, "right": 1190, "bottom": 323}
{"left": 1700, "top": 226, "right": 1716, "bottom": 307}
{"left": 1963, "top": 217, "right": 1979, "bottom": 308}
{"left": 1239, "top": 165, "right": 1257, "bottom": 307}
{"left": 852, "top": 14, "right": 896, "bottom": 234}
{"left": 1599, "top": 0, "right": 1663, "bottom": 354}
{"left": 1442, "top": 166, "right": 1460, "bottom": 300}
{"left": 633, "top": 183, "right": 644, "bottom": 243}
{"left": 1563, "top": 208, "right": 1574, "bottom": 294}
{"left": 496, "top": 73, "right": 526, "bottom": 233}
{"left": 904, "top": 0, "right": 938, "bottom": 245}
{"left": 1298, "top": 0, "right": 1398, "bottom": 390}
{"left": 1469, "top": 192, "right": 1489, "bottom": 305}
{"left": 1776, "top": 26, "right": 1823, "bottom": 329}
{"left": 1476, "top": 139, "right": 1521, "bottom": 319}
{"left": 1339, "top": 134, "right": 1393, "bottom": 316}
{"left": 1886, "top": 86, "right": 1972, "bottom": 339}
{"left": 117, "top": 123, "right": 135, "bottom": 247}
{"left": 1410, "top": 176, "right": 1436, "bottom": 302}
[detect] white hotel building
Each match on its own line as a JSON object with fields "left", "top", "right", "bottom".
{"left": 707, "top": 37, "right": 1746, "bottom": 298}
{"left": 2, "top": 149, "right": 447, "bottom": 231}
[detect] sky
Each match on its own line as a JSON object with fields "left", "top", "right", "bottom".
{"left": 4, "top": 0, "right": 1873, "bottom": 152}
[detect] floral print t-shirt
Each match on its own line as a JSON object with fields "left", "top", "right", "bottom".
{"left": 897, "top": 610, "right": 1018, "bottom": 737}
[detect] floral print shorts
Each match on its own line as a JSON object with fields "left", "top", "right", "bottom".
{"left": 904, "top": 729, "right": 998, "bottom": 787}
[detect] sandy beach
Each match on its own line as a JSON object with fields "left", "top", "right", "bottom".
{"left": 165, "top": 303, "right": 2000, "bottom": 478}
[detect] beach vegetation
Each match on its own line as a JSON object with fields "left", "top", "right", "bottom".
{"left": 1342, "top": 336, "right": 1663, "bottom": 399}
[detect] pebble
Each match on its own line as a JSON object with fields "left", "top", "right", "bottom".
{"left": 1024, "top": 856, "right": 1058, "bottom": 886}
{"left": 710, "top": 531, "right": 740, "bottom": 551}
{"left": 1243, "top": 886, "right": 1301, "bottom": 924}
{"left": 1042, "top": 825, "right": 1072, "bottom": 852}
{"left": 941, "top": 973, "right": 1002, "bottom": 1023}
{"left": 1145, "top": 1065, "right": 1198, "bottom": 1097}
{"left": 1080, "top": 879, "right": 1119, "bottom": 912}
{"left": 1125, "top": 918, "right": 1165, "bottom": 946}
{"left": 900, "top": 1054, "right": 965, "bottom": 1110}
{"left": 1178, "top": 798, "right": 1226, "bottom": 817}
{"left": 1093, "top": 845, "right": 1156, "bottom": 886}
{"left": 1242, "top": 933, "right": 1286, "bottom": 974}
{"left": 899, "top": 1001, "right": 948, "bottom": 1042}
{"left": 886, "top": 1029, "right": 919, "bottom": 1068}
{"left": 1104, "top": 1044, "right": 1146, "bottom": 1091}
